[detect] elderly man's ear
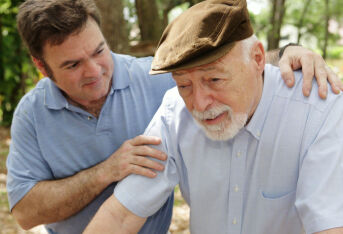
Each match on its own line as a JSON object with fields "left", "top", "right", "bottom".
{"left": 251, "top": 42, "right": 266, "bottom": 75}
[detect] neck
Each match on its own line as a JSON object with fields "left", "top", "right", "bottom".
{"left": 66, "top": 95, "right": 107, "bottom": 118}
{"left": 64, "top": 80, "right": 112, "bottom": 118}
{"left": 246, "top": 73, "right": 264, "bottom": 125}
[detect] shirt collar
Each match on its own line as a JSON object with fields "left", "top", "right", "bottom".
{"left": 44, "top": 79, "right": 68, "bottom": 110}
{"left": 111, "top": 52, "right": 131, "bottom": 91}
{"left": 245, "top": 64, "right": 275, "bottom": 140}
{"left": 44, "top": 52, "right": 131, "bottom": 109}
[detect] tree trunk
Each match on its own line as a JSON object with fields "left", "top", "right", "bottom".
{"left": 296, "top": 0, "right": 312, "bottom": 44}
{"left": 0, "top": 16, "right": 3, "bottom": 84}
{"left": 323, "top": 0, "right": 330, "bottom": 59}
{"left": 267, "top": 0, "right": 287, "bottom": 50}
{"left": 135, "top": 0, "right": 164, "bottom": 42}
{"left": 161, "top": 0, "right": 186, "bottom": 29}
{"left": 94, "top": 0, "right": 129, "bottom": 53}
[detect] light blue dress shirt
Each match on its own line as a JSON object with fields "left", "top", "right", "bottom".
{"left": 6, "top": 53, "right": 175, "bottom": 234}
{"left": 115, "top": 64, "right": 343, "bottom": 234}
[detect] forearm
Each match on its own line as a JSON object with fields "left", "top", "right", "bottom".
{"left": 265, "top": 49, "right": 280, "bottom": 66}
{"left": 84, "top": 195, "right": 146, "bottom": 234}
{"left": 12, "top": 161, "right": 112, "bottom": 229}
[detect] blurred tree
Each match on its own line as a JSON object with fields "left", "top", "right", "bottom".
{"left": 296, "top": 0, "right": 312, "bottom": 44}
{"left": 135, "top": 0, "right": 164, "bottom": 42}
{"left": 94, "top": 0, "right": 129, "bottom": 53}
{"left": 0, "top": 0, "right": 37, "bottom": 126}
{"left": 267, "top": 0, "right": 286, "bottom": 50}
{"left": 322, "top": 0, "right": 329, "bottom": 59}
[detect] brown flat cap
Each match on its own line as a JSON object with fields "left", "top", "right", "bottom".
{"left": 150, "top": 0, "right": 253, "bottom": 75}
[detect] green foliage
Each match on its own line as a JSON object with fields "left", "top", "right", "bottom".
{"left": 327, "top": 46, "right": 343, "bottom": 59}
{"left": 0, "top": 0, "right": 37, "bottom": 126}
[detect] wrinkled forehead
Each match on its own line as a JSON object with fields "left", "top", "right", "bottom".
{"left": 172, "top": 55, "right": 234, "bottom": 81}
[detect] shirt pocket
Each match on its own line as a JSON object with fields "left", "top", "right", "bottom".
{"left": 245, "top": 190, "right": 304, "bottom": 234}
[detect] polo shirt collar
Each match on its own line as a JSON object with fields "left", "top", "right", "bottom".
{"left": 44, "top": 79, "right": 68, "bottom": 110}
{"left": 245, "top": 65, "right": 274, "bottom": 140}
{"left": 111, "top": 53, "right": 131, "bottom": 91}
{"left": 44, "top": 52, "right": 131, "bottom": 109}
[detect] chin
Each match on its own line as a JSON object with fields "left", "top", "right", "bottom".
{"left": 196, "top": 112, "right": 248, "bottom": 141}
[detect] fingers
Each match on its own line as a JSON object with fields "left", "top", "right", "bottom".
{"left": 299, "top": 54, "right": 315, "bottom": 97}
{"left": 110, "top": 136, "right": 167, "bottom": 180}
{"left": 130, "top": 135, "right": 162, "bottom": 146}
{"left": 131, "top": 155, "right": 164, "bottom": 171}
{"left": 129, "top": 164, "right": 158, "bottom": 178}
{"left": 326, "top": 65, "right": 343, "bottom": 94}
{"left": 279, "top": 58, "right": 295, "bottom": 88}
{"left": 132, "top": 145, "right": 167, "bottom": 161}
{"left": 312, "top": 56, "right": 329, "bottom": 99}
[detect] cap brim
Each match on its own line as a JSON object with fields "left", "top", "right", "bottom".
{"left": 149, "top": 42, "right": 235, "bottom": 75}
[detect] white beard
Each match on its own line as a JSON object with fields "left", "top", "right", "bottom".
{"left": 192, "top": 104, "right": 248, "bottom": 141}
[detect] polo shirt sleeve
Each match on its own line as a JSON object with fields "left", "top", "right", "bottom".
{"left": 6, "top": 100, "right": 53, "bottom": 210}
{"left": 295, "top": 94, "right": 343, "bottom": 233}
{"left": 114, "top": 92, "right": 179, "bottom": 218}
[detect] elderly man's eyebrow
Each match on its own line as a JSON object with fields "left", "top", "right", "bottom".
{"left": 172, "top": 71, "right": 187, "bottom": 76}
{"left": 198, "top": 66, "right": 216, "bottom": 72}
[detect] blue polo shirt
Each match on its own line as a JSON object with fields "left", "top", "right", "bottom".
{"left": 6, "top": 53, "right": 175, "bottom": 233}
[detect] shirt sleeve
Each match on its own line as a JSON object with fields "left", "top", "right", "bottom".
{"left": 114, "top": 93, "right": 179, "bottom": 218}
{"left": 295, "top": 94, "right": 343, "bottom": 233}
{"left": 6, "top": 102, "right": 53, "bottom": 210}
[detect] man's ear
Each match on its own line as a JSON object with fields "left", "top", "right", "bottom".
{"left": 252, "top": 42, "right": 265, "bottom": 74}
{"left": 32, "top": 56, "right": 48, "bottom": 77}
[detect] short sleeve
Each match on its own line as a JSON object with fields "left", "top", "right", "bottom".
{"left": 114, "top": 95, "right": 179, "bottom": 217}
{"left": 6, "top": 104, "right": 53, "bottom": 210}
{"left": 295, "top": 95, "right": 343, "bottom": 233}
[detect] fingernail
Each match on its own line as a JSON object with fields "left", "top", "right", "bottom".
{"left": 286, "top": 79, "right": 292, "bottom": 86}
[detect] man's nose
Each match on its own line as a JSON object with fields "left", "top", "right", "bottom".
{"left": 84, "top": 59, "right": 101, "bottom": 77}
{"left": 192, "top": 86, "right": 213, "bottom": 112}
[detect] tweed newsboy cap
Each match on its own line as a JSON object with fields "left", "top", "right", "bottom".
{"left": 150, "top": 0, "right": 253, "bottom": 75}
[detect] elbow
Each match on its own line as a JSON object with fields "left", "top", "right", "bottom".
{"left": 12, "top": 207, "right": 38, "bottom": 230}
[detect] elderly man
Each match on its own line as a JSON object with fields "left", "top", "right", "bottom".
{"left": 85, "top": 0, "right": 343, "bottom": 233}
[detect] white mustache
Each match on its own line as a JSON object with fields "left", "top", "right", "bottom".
{"left": 192, "top": 105, "right": 232, "bottom": 121}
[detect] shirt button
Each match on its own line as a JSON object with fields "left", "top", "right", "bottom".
{"left": 236, "top": 151, "right": 241, "bottom": 157}
{"left": 232, "top": 218, "right": 237, "bottom": 225}
{"left": 234, "top": 185, "right": 239, "bottom": 192}
{"left": 88, "top": 116, "right": 92, "bottom": 120}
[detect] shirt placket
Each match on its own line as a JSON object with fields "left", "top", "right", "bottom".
{"left": 227, "top": 131, "right": 247, "bottom": 234}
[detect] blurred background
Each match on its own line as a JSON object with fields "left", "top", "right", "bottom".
{"left": 0, "top": 0, "right": 342, "bottom": 233}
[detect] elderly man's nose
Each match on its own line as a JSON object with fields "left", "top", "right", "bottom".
{"left": 193, "top": 87, "right": 213, "bottom": 112}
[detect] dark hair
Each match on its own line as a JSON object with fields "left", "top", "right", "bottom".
{"left": 17, "top": 0, "right": 101, "bottom": 59}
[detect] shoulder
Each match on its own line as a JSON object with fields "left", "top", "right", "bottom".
{"left": 155, "top": 87, "right": 189, "bottom": 124}
{"left": 13, "top": 78, "right": 50, "bottom": 118}
{"left": 264, "top": 64, "right": 341, "bottom": 112}
{"left": 111, "top": 52, "right": 173, "bottom": 80}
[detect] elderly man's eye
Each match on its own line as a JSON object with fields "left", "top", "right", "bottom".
{"left": 211, "top": 78, "right": 220, "bottom": 82}
{"left": 178, "top": 85, "right": 189, "bottom": 89}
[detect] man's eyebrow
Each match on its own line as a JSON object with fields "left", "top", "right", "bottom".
{"left": 59, "top": 41, "right": 106, "bottom": 69}
{"left": 92, "top": 41, "right": 105, "bottom": 56}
